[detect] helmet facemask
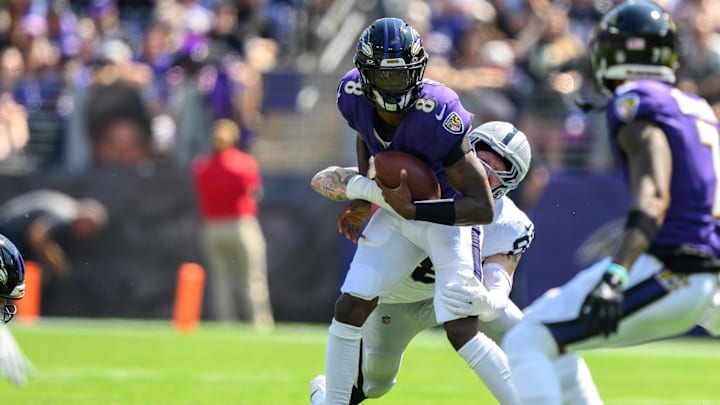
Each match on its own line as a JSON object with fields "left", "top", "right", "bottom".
{"left": 357, "top": 63, "right": 426, "bottom": 112}
{"left": 0, "top": 235, "right": 25, "bottom": 324}
{"left": 480, "top": 159, "right": 521, "bottom": 200}
{"left": 2, "top": 302, "right": 16, "bottom": 324}
{"left": 469, "top": 121, "right": 531, "bottom": 199}
{"left": 477, "top": 141, "right": 524, "bottom": 199}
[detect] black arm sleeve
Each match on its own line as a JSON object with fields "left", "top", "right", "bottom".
{"left": 442, "top": 135, "right": 472, "bottom": 167}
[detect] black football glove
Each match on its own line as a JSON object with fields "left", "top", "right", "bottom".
{"left": 580, "top": 270, "right": 625, "bottom": 337}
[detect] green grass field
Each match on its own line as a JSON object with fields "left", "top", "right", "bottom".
{"left": 2, "top": 319, "right": 719, "bottom": 404}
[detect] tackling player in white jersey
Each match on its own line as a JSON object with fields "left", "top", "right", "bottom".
{"left": 310, "top": 121, "right": 602, "bottom": 404}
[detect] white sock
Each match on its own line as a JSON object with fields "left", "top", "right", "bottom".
{"left": 457, "top": 334, "right": 521, "bottom": 405}
{"left": 346, "top": 175, "right": 394, "bottom": 211}
{"left": 310, "top": 375, "right": 326, "bottom": 405}
{"left": 554, "top": 354, "right": 603, "bottom": 405}
{"left": 324, "top": 319, "right": 362, "bottom": 405}
{"left": 503, "top": 321, "right": 562, "bottom": 404}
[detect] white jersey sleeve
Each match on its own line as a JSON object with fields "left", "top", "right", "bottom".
{"left": 481, "top": 197, "right": 534, "bottom": 259}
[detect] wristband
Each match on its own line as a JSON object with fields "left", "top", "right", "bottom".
{"left": 414, "top": 200, "right": 455, "bottom": 225}
{"left": 606, "top": 263, "right": 629, "bottom": 286}
{"left": 625, "top": 209, "right": 659, "bottom": 243}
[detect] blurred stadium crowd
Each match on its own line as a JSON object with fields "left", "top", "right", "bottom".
{"left": 0, "top": 0, "right": 719, "bottom": 177}
{"left": 0, "top": 0, "right": 305, "bottom": 173}
{"left": 0, "top": 0, "right": 717, "bottom": 176}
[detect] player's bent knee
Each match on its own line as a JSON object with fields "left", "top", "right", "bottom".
{"left": 364, "top": 381, "right": 394, "bottom": 399}
{"left": 444, "top": 317, "right": 479, "bottom": 350}
{"left": 362, "top": 363, "right": 399, "bottom": 398}
{"left": 700, "top": 305, "right": 720, "bottom": 336}
{"left": 334, "top": 294, "right": 378, "bottom": 326}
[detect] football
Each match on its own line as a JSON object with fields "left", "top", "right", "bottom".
{"left": 373, "top": 151, "right": 441, "bottom": 201}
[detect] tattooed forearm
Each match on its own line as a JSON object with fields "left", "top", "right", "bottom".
{"left": 311, "top": 166, "right": 361, "bottom": 202}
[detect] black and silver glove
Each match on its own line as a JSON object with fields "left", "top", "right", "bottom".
{"left": 580, "top": 264, "right": 627, "bottom": 337}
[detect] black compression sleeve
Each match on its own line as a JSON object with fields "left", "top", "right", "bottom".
{"left": 442, "top": 136, "right": 471, "bottom": 167}
{"left": 624, "top": 209, "right": 659, "bottom": 242}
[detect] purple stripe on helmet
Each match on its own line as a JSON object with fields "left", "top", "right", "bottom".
{"left": 393, "top": 19, "right": 400, "bottom": 51}
{"left": 502, "top": 126, "right": 519, "bottom": 145}
{"left": 383, "top": 19, "right": 389, "bottom": 51}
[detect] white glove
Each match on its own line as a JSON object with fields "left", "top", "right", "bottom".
{"left": 440, "top": 282, "right": 500, "bottom": 318}
{"left": 0, "top": 324, "right": 34, "bottom": 387}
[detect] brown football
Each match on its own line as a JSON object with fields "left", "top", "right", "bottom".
{"left": 374, "top": 151, "right": 441, "bottom": 201}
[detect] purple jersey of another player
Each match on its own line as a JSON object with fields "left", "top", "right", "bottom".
{"left": 606, "top": 79, "right": 720, "bottom": 257}
{"left": 336, "top": 69, "right": 473, "bottom": 199}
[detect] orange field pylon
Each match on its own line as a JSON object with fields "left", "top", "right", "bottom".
{"left": 16, "top": 260, "right": 41, "bottom": 324}
{"left": 172, "top": 262, "right": 206, "bottom": 333}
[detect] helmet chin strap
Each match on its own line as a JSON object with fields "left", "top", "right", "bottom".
{"left": 2, "top": 304, "right": 16, "bottom": 324}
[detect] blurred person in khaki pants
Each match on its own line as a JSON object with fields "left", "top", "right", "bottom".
{"left": 191, "top": 119, "right": 273, "bottom": 330}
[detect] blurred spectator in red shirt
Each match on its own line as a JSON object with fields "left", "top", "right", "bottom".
{"left": 191, "top": 118, "right": 273, "bottom": 330}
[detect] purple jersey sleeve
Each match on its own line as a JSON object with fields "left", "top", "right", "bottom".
{"left": 605, "top": 80, "right": 720, "bottom": 256}
{"left": 336, "top": 69, "right": 474, "bottom": 198}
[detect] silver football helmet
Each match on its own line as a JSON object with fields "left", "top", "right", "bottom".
{"left": 469, "top": 121, "right": 531, "bottom": 199}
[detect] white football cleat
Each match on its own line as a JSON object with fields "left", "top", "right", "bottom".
{"left": 310, "top": 374, "right": 326, "bottom": 405}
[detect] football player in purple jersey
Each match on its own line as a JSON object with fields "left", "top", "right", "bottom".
{"left": 310, "top": 122, "right": 604, "bottom": 404}
{"left": 0, "top": 234, "right": 25, "bottom": 326}
{"left": 315, "top": 17, "right": 496, "bottom": 404}
{"left": 0, "top": 233, "right": 33, "bottom": 387}
{"left": 502, "top": 2, "right": 720, "bottom": 403}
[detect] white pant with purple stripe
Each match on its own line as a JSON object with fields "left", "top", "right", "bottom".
{"left": 502, "top": 253, "right": 720, "bottom": 404}
{"left": 340, "top": 208, "right": 480, "bottom": 323}
{"left": 519, "top": 254, "right": 719, "bottom": 351}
